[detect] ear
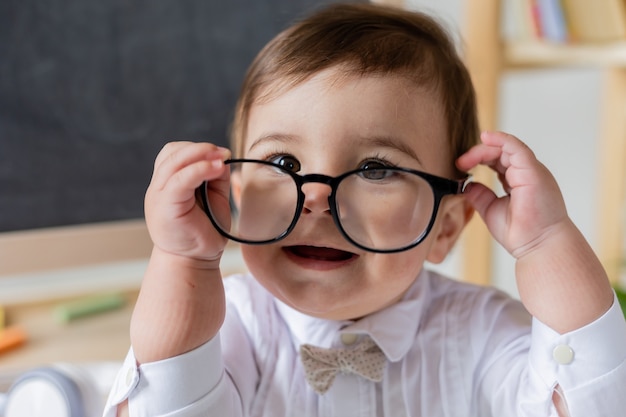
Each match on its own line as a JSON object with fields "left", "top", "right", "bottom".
{"left": 426, "top": 195, "right": 474, "bottom": 264}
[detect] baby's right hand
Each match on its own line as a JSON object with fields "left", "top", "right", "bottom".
{"left": 144, "top": 141, "right": 231, "bottom": 264}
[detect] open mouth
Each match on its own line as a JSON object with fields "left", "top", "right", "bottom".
{"left": 284, "top": 245, "right": 356, "bottom": 262}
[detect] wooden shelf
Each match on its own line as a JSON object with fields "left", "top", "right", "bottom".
{"left": 505, "top": 40, "right": 626, "bottom": 68}
{"left": 463, "top": 0, "right": 626, "bottom": 285}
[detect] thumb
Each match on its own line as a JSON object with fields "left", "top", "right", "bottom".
{"left": 463, "top": 182, "right": 500, "bottom": 224}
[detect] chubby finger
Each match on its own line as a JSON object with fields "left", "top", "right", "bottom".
{"left": 153, "top": 141, "right": 192, "bottom": 170}
{"left": 153, "top": 141, "right": 229, "bottom": 181}
{"left": 151, "top": 142, "right": 230, "bottom": 191}
{"left": 463, "top": 182, "right": 498, "bottom": 219}
{"left": 457, "top": 131, "right": 537, "bottom": 175}
{"left": 164, "top": 158, "right": 230, "bottom": 205}
{"left": 479, "top": 131, "right": 529, "bottom": 149}
{"left": 456, "top": 142, "right": 503, "bottom": 172}
{"left": 479, "top": 131, "right": 538, "bottom": 170}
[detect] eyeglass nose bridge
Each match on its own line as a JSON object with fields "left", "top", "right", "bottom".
{"left": 298, "top": 173, "right": 337, "bottom": 187}
{"left": 296, "top": 173, "right": 340, "bottom": 213}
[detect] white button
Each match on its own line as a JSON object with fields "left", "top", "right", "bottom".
{"left": 110, "top": 365, "right": 140, "bottom": 405}
{"left": 553, "top": 344, "right": 575, "bottom": 365}
{"left": 125, "top": 367, "right": 136, "bottom": 386}
{"left": 341, "top": 333, "right": 359, "bottom": 346}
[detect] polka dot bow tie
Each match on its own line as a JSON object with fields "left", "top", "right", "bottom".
{"left": 299, "top": 336, "right": 387, "bottom": 395}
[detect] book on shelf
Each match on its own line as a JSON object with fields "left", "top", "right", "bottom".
{"left": 514, "top": 0, "right": 626, "bottom": 44}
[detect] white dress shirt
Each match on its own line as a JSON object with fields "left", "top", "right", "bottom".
{"left": 103, "top": 269, "right": 626, "bottom": 417}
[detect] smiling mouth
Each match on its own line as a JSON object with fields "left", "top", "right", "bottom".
{"left": 284, "top": 245, "right": 357, "bottom": 262}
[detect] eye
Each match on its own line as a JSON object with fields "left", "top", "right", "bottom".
{"left": 359, "top": 168, "right": 394, "bottom": 181}
{"left": 359, "top": 159, "right": 395, "bottom": 180}
{"left": 269, "top": 155, "right": 301, "bottom": 173}
{"left": 360, "top": 160, "right": 389, "bottom": 170}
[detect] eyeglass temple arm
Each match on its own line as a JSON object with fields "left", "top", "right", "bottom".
{"left": 459, "top": 176, "right": 473, "bottom": 193}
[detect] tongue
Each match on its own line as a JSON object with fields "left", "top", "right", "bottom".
{"left": 289, "top": 246, "right": 353, "bottom": 261}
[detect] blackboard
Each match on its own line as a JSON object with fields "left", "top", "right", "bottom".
{"left": 0, "top": 0, "right": 358, "bottom": 232}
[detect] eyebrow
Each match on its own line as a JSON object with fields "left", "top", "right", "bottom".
{"left": 247, "top": 133, "right": 424, "bottom": 166}
{"left": 364, "top": 135, "right": 424, "bottom": 167}
{"left": 247, "top": 134, "right": 300, "bottom": 153}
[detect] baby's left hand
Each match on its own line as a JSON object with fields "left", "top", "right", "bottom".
{"left": 456, "top": 131, "right": 568, "bottom": 259}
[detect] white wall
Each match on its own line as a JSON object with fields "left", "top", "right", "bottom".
{"left": 408, "top": 0, "right": 603, "bottom": 297}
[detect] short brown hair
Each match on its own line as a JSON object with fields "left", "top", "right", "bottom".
{"left": 231, "top": 2, "right": 479, "bottom": 174}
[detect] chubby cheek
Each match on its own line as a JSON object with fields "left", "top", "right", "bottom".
{"left": 240, "top": 245, "right": 284, "bottom": 292}
{"left": 368, "top": 251, "right": 426, "bottom": 296}
{"left": 351, "top": 243, "right": 434, "bottom": 313}
{"left": 240, "top": 245, "right": 269, "bottom": 273}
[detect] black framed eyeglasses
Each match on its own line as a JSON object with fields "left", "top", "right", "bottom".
{"left": 199, "top": 159, "right": 470, "bottom": 253}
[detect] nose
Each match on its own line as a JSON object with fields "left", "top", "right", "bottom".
{"left": 301, "top": 182, "right": 332, "bottom": 215}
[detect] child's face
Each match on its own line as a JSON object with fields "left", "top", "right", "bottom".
{"left": 236, "top": 67, "right": 469, "bottom": 320}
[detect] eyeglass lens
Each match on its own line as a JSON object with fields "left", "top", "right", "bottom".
{"left": 204, "top": 160, "right": 437, "bottom": 251}
{"left": 335, "top": 169, "right": 434, "bottom": 250}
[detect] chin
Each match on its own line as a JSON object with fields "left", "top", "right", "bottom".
{"left": 272, "top": 286, "right": 379, "bottom": 321}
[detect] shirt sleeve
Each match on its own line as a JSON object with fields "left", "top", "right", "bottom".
{"left": 102, "top": 335, "right": 244, "bottom": 417}
{"left": 528, "top": 291, "right": 626, "bottom": 417}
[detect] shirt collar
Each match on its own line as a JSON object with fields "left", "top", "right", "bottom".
{"left": 274, "top": 268, "right": 431, "bottom": 363}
